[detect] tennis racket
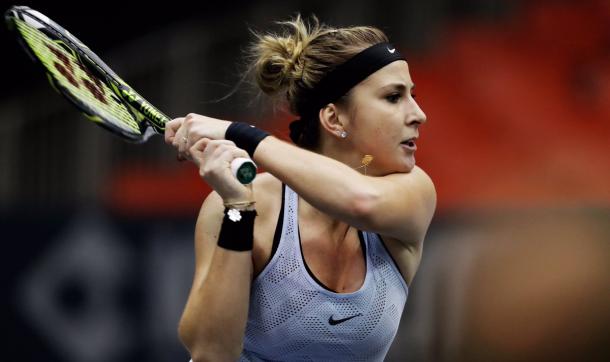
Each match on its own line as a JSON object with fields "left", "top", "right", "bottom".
{"left": 5, "top": 6, "right": 257, "bottom": 184}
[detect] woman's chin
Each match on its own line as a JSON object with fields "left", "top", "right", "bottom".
{"left": 403, "top": 155, "right": 416, "bottom": 172}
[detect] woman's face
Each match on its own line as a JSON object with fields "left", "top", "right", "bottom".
{"left": 340, "top": 60, "right": 426, "bottom": 175}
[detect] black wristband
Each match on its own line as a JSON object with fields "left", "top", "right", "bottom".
{"left": 225, "top": 122, "right": 270, "bottom": 158}
{"left": 217, "top": 208, "right": 257, "bottom": 251}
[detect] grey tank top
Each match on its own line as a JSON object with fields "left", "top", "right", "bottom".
{"left": 239, "top": 184, "right": 409, "bottom": 361}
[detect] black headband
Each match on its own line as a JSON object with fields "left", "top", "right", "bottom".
{"left": 297, "top": 42, "right": 405, "bottom": 115}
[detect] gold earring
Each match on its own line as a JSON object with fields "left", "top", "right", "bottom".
{"left": 355, "top": 154, "right": 374, "bottom": 175}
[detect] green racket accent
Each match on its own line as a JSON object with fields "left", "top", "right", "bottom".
{"left": 235, "top": 161, "right": 257, "bottom": 184}
{"left": 13, "top": 17, "right": 141, "bottom": 135}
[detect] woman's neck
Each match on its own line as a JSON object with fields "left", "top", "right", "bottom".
{"left": 298, "top": 196, "right": 352, "bottom": 246}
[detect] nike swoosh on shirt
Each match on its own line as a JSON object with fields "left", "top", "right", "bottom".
{"left": 328, "top": 313, "right": 363, "bottom": 325}
{"left": 387, "top": 47, "right": 396, "bottom": 53}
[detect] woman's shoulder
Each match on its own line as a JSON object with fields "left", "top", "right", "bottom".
{"left": 411, "top": 166, "right": 435, "bottom": 197}
{"left": 389, "top": 166, "right": 435, "bottom": 196}
{"left": 380, "top": 165, "right": 435, "bottom": 204}
{"left": 392, "top": 165, "right": 433, "bottom": 183}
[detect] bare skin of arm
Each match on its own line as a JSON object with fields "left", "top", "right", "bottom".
{"left": 253, "top": 136, "right": 437, "bottom": 248}
{"left": 178, "top": 191, "right": 253, "bottom": 362}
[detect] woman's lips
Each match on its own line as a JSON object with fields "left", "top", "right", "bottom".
{"left": 401, "top": 139, "right": 417, "bottom": 151}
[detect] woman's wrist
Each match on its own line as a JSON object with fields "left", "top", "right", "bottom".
{"left": 225, "top": 122, "right": 270, "bottom": 157}
{"left": 223, "top": 200, "right": 256, "bottom": 211}
{"left": 217, "top": 207, "right": 257, "bottom": 251}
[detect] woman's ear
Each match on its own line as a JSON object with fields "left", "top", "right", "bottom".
{"left": 318, "top": 103, "right": 346, "bottom": 139}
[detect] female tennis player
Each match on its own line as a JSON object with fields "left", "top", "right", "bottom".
{"left": 166, "top": 16, "right": 436, "bottom": 362}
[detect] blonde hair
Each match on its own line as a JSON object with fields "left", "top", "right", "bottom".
{"left": 248, "top": 15, "right": 388, "bottom": 148}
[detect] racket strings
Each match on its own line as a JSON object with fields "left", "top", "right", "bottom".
{"left": 14, "top": 18, "right": 142, "bottom": 135}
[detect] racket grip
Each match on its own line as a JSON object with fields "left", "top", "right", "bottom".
{"left": 231, "top": 157, "right": 257, "bottom": 184}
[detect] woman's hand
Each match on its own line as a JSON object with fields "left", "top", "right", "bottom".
{"left": 165, "top": 113, "right": 232, "bottom": 161}
{"left": 165, "top": 114, "right": 252, "bottom": 202}
{"left": 190, "top": 138, "right": 253, "bottom": 203}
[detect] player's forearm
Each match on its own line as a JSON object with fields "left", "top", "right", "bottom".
{"left": 254, "top": 136, "right": 376, "bottom": 226}
{"left": 179, "top": 248, "right": 252, "bottom": 361}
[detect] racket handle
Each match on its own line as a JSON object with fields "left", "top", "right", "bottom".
{"left": 231, "top": 157, "right": 257, "bottom": 184}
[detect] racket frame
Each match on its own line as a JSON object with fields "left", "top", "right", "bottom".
{"left": 5, "top": 6, "right": 167, "bottom": 143}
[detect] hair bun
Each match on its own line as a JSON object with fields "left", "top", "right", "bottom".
{"left": 250, "top": 15, "right": 316, "bottom": 97}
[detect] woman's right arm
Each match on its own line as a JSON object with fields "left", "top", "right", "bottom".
{"left": 178, "top": 190, "right": 253, "bottom": 362}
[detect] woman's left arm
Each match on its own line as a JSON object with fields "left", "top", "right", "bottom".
{"left": 254, "top": 136, "right": 437, "bottom": 247}
{"left": 166, "top": 115, "right": 436, "bottom": 247}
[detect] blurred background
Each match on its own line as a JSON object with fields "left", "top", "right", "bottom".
{"left": 1, "top": 0, "right": 608, "bottom": 361}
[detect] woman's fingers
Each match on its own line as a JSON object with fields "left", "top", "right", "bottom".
{"left": 168, "top": 114, "right": 233, "bottom": 164}
{"left": 190, "top": 139, "right": 233, "bottom": 163}
{"left": 169, "top": 115, "right": 240, "bottom": 167}
{"left": 189, "top": 137, "right": 211, "bottom": 165}
{"left": 188, "top": 138, "right": 252, "bottom": 200}
{"left": 171, "top": 115, "right": 212, "bottom": 157}
{"left": 165, "top": 117, "right": 184, "bottom": 145}
{"left": 167, "top": 118, "right": 190, "bottom": 161}
{"left": 190, "top": 139, "right": 243, "bottom": 169}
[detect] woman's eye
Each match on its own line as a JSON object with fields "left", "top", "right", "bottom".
{"left": 386, "top": 93, "right": 401, "bottom": 103}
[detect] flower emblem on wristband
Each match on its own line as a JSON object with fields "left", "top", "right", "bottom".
{"left": 227, "top": 208, "right": 242, "bottom": 222}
